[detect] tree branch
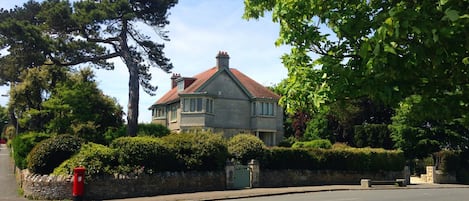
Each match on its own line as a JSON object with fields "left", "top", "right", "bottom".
{"left": 47, "top": 51, "right": 121, "bottom": 66}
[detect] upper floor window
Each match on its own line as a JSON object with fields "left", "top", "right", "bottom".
{"left": 182, "top": 97, "right": 214, "bottom": 113}
{"left": 252, "top": 101, "right": 275, "bottom": 116}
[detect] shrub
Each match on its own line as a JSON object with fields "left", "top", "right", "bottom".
{"left": 292, "top": 139, "right": 332, "bottom": 149}
{"left": 111, "top": 136, "right": 175, "bottom": 173}
{"left": 277, "top": 136, "right": 298, "bottom": 147}
{"left": 27, "top": 134, "right": 83, "bottom": 174}
{"left": 104, "top": 124, "right": 171, "bottom": 144}
{"left": 227, "top": 134, "right": 265, "bottom": 164}
{"left": 11, "top": 132, "right": 50, "bottom": 169}
{"left": 161, "top": 132, "right": 228, "bottom": 171}
{"left": 354, "top": 124, "right": 393, "bottom": 149}
{"left": 53, "top": 143, "right": 117, "bottom": 179}
{"left": 137, "top": 123, "right": 170, "bottom": 137}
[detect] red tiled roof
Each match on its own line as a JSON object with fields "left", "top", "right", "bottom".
{"left": 153, "top": 67, "right": 280, "bottom": 105}
{"left": 230, "top": 69, "right": 281, "bottom": 99}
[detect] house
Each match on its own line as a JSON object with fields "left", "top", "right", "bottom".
{"left": 149, "top": 51, "right": 284, "bottom": 146}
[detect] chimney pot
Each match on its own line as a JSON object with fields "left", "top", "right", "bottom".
{"left": 171, "top": 73, "right": 181, "bottom": 88}
{"left": 216, "top": 51, "right": 230, "bottom": 69}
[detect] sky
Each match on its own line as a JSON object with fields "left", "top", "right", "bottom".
{"left": 0, "top": 0, "right": 289, "bottom": 123}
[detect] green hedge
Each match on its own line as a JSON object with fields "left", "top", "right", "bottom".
{"left": 110, "top": 136, "right": 176, "bottom": 173}
{"left": 261, "top": 146, "right": 405, "bottom": 172}
{"left": 227, "top": 134, "right": 265, "bottom": 164}
{"left": 11, "top": 132, "right": 50, "bottom": 169}
{"left": 53, "top": 143, "right": 117, "bottom": 179}
{"left": 161, "top": 132, "right": 228, "bottom": 171}
{"left": 292, "top": 139, "right": 332, "bottom": 149}
{"left": 27, "top": 134, "right": 83, "bottom": 174}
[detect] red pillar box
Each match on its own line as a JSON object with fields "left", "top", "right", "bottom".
{"left": 73, "top": 167, "right": 86, "bottom": 201}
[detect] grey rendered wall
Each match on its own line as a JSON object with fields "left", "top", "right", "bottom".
{"left": 200, "top": 71, "right": 252, "bottom": 130}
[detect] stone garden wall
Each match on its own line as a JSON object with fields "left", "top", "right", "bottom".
{"left": 19, "top": 165, "right": 408, "bottom": 200}
{"left": 260, "top": 169, "right": 407, "bottom": 187}
{"left": 19, "top": 169, "right": 225, "bottom": 200}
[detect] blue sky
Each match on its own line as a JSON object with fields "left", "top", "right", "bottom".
{"left": 0, "top": 0, "right": 289, "bottom": 123}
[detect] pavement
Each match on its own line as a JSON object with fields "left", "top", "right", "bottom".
{"left": 1, "top": 143, "right": 469, "bottom": 201}
{"left": 0, "top": 144, "right": 27, "bottom": 201}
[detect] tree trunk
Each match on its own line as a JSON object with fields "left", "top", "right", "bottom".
{"left": 126, "top": 62, "right": 139, "bottom": 137}
{"left": 121, "top": 20, "right": 138, "bottom": 137}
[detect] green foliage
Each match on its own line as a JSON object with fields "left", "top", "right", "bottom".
{"left": 110, "top": 136, "right": 175, "bottom": 173}
{"left": 41, "top": 68, "right": 124, "bottom": 143}
{"left": 277, "top": 136, "right": 298, "bottom": 147}
{"left": 103, "top": 124, "right": 170, "bottom": 145}
{"left": 261, "top": 146, "right": 405, "bottom": 172}
{"left": 137, "top": 123, "right": 170, "bottom": 137}
{"left": 0, "top": 105, "right": 8, "bottom": 138}
{"left": 53, "top": 143, "right": 117, "bottom": 179}
{"left": 1, "top": 0, "right": 178, "bottom": 137}
{"left": 354, "top": 124, "right": 393, "bottom": 149}
{"left": 292, "top": 139, "right": 332, "bottom": 149}
{"left": 27, "top": 134, "right": 83, "bottom": 174}
{"left": 389, "top": 95, "right": 459, "bottom": 159}
{"left": 244, "top": 0, "right": 469, "bottom": 157}
{"left": 304, "top": 111, "right": 331, "bottom": 141}
{"left": 11, "top": 132, "right": 50, "bottom": 169}
{"left": 161, "top": 132, "right": 229, "bottom": 171}
{"left": 434, "top": 150, "right": 461, "bottom": 174}
{"left": 227, "top": 134, "right": 266, "bottom": 164}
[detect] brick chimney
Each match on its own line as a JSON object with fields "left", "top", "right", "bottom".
{"left": 170, "top": 73, "right": 181, "bottom": 88}
{"left": 216, "top": 51, "right": 229, "bottom": 70}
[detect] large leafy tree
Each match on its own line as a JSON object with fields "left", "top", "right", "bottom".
{"left": 10, "top": 66, "right": 124, "bottom": 142}
{"left": 0, "top": 0, "right": 177, "bottom": 136}
{"left": 244, "top": 0, "right": 469, "bottom": 154}
{"left": 41, "top": 68, "right": 124, "bottom": 143}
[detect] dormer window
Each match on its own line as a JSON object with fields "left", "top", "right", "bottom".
{"left": 177, "top": 80, "right": 184, "bottom": 91}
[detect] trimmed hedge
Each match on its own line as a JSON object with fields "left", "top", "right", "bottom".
{"left": 110, "top": 136, "right": 176, "bottom": 173}
{"left": 11, "top": 132, "right": 50, "bottom": 169}
{"left": 53, "top": 143, "right": 117, "bottom": 179}
{"left": 27, "top": 134, "right": 83, "bottom": 174}
{"left": 292, "top": 139, "right": 332, "bottom": 149}
{"left": 228, "top": 134, "right": 265, "bottom": 164}
{"left": 261, "top": 146, "right": 405, "bottom": 172}
{"left": 161, "top": 132, "right": 228, "bottom": 171}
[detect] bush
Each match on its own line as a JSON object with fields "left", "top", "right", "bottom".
{"left": 227, "top": 134, "right": 265, "bottom": 164}
{"left": 103, "top": 124, "right": 171, "bottom": 144}
{"left": 260, "top": 146, "right": 405, "bottom": 172}
{"left": 111, "top": 136, "right": 175, "bottom": 173}
{"left": 27, "top": 134, "right": 83, "bottom": 174}
{"left": 137, "top": 123, "right": 170, "bottom": 137}
{"left": 11, "top": 132, "right": 50, "bottom": 169}
{"left": 277, "top": 136, "right": 298, "bottom": 147}
{"left": 161, "top": 132, "right": 228, "bottom": 171}
{"left": 354, "top": 124, "right": 393, "bottom": 149}
{"left": 292, "top": 139, "right": 332, "bottom": 149}
{"left": 53, "top": 143, "right": 117, "bottom": 179}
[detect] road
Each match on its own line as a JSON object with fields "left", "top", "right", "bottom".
{"left": 226, "top": 188, "right": 469, "bottom": 201}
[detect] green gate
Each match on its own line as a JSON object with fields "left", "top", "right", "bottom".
{"left": 233, "top": 164, "right": 251, "bottom": 189}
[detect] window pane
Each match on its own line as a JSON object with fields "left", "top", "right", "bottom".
{"left": 183, "top": 99, "right": 188, "bottom": 112}
{"left": 196, "top": 98, "right": 202, "bottom": 111}
{"left": 190, "top": 99, "right": 195, "bottom": 112}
